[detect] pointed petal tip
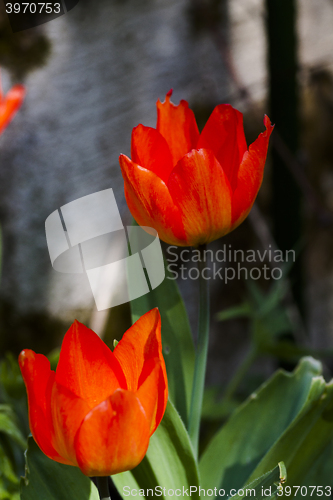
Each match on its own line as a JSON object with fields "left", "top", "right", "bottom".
{"left": 119, "top": 154, "right": 128, "bottom": 171}
{"left": 119, "top": 153, "right": 132, "bottom": 169}
{"left": 132, "top": 307, "right": 161, "bottom": 332}
{"left": 146, "top": 307, "right": 161, "bottom": 329}
{"left": 263, "top": 115, "right": 274, "bottom": 135}
{"left": 132, "top": 123, "right": 145, "bottom": 135}
{"left": 66, "top": 319, "right": 85, "bottom": 338}
{"left": 119, "top": 152, "right": 155, "bottom": 179}
{"left": 71, "top": 319, "right": 90, "bottom": 331}
{"left": 158, "top": 89, "right": 173, "bottom": 105}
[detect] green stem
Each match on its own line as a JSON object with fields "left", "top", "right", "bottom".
{"left": 188, "top": 244, "right": 210, "bottom": 459}
{"left": 223, "top": 347, "right": 257, "bottom": 401}
{"left": 96, "top": 477, "right": 111, "bottom": 500}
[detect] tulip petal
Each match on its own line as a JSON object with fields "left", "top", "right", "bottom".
{"left": 197, "top": 104, "right": 247, "bottom": 191}
{"left": 131, "top": 125, "right": 174, "bottom": 183}
{"left": 119, "top": 153, "right": 188, "bottom": 245}
{"left": 19, "top": 350, "right": 71, "bottom": 465}
{"left": 113, "top": 308, "right": 168, "bottom": 429}
{"left": 156, "top": 91, "right": 200, "bottom": 166}
{"left": 137, "top": 358, "right": 167, "bottom": 435}
{"left": 231, "top": 115, "right": 274, "bottom": 228}
{"left": 114, "top": 309, "right": 168, "bottom": 431}
{"left": 114, "top": 309, "right": 162, "bottom": 387}
{"left": 55, "top": 320, "right": 127, "bottom": 410}
{"left": 51, "top": 382, "right": 91, "bottom": 466}
{"left": 74, "top": 389, "right": 150, "bottom": 476}
{"left": 168, "top": 149, "right": 233, "bottom": 246}
{"left": 0, "top": 84, "right": 25, "bottom": 134}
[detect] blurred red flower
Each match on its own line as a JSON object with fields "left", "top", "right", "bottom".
{"left": 19, "top": 308, "right": 167, "bottom": 476}
{"left": 0, "top": 73, "right": 25, "bottom": 134}
{"left": 119, "top": 91, "right": 273, "bottom": 246}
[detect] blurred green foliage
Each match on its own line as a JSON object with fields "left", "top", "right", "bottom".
{"left": 200, "top": 357, "right": 333, "bottom": 497}
{"left": 0, "top": 354, "right": 28, "bottom": 500}
{"left": 212, "top": 265, "right": 333, "bottom": 410}
{"left": 21, "top": 438, "right": 99, "bottom": 500}
{"left": 1, "top": 268, "right": 333, "bottom": 499}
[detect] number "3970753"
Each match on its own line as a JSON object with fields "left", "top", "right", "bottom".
{"left": 5, "top": 3, "right": 61, "bottom": 14}
{"left": 277, "top": 485, "right": 331, "bottom": 497}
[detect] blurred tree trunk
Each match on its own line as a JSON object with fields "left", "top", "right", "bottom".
{"left": 265, "top": 0, "right": 304, "bottom": 314}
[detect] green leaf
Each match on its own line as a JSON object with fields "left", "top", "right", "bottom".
{"left": 0, "top": 405, "right": 26, "bottom": 449}
{"left": 201, "top": 387, "right": 238, "bottom": 420}
{"left": 263, "top": 341, "right": 333, "bottom": 363}
{"left": 216, "top": 276, "right": 295, "bottom": 354}
{"left": 247, "top": 378, "right": 333, "bottom": 487}
{"left": 245, "top": 278, "right": 295, "bottom": 347}
{"left": 0, "top": 403, "right": 26, "bottom": 499}
{"left": 293, "top": 441, "right": 333, "bottom": 498}
{"left": 199, "top": 357, "right": 322, "bottom": 494}
{"left": 215, "top": 303, "right": 251, "bottom": 322}
{"left": 258, "top": 309, "right": 292, "bottom": 339}
{"left": 231, "top": 462, "right": 286, "bottom": 500}
{"left": 129, "top": 243, "right": 195, "bottom": 427}
{"left": 0, "top": 354, "right": 26, "bottom": 401}
{"left": 112, "top": 400, "right": 200, "bottom": 500}
{"left": 250, "top": 280, "right": 287, "bottom": 317}
{"left": 20, "top": 437, "right": 99, "bottom": 500}
{"left": 0, "top": 442, "right": 19, "bottom": 484}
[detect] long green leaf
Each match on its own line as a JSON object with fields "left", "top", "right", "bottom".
{"left": 129, "top": 245, "right": 195, "bottom": 427}
{"left": 199, "top": 358, "right": 323, "bottom": 494}
{"left": 247, "top": 379, "right": 333, "bottom": 487}
{"left": 293, "top": 441, "right": 333, "bottom": 498}
{"left": 231, "top": 462, "right": 286, "bottom": 500}
{"left": 112, "top": 400, "right": 200, "bottom": 500}
{"left": 20, "top": 437, "right": 99, "bottom": 500}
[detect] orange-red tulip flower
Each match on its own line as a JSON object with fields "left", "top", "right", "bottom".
{"left": 0, "top": 72, "right": 25, "bottom": 134}
{"left": 19, "top": 308, "right": 168, "bottom": 477}
{"left": 119, "top": 91, "right": 273, "bottom": 247}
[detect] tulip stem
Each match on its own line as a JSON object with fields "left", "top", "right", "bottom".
{"left": 96, "top": 477, "right": 111, "bottom": 500}
{"left": 188, "top": 244, "right": 210, "bottom": 459}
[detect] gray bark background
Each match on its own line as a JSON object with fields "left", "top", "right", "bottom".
{"left": 0, "top": 0, "right": 229, "bottom": 321}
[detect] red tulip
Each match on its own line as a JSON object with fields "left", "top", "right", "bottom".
{"left": 19, "top": 309, "right": 168, "bottom": 476}
{"left": 0, "top": 73, "right": 25, "bottom": 134}
{"left": 119, "top": 91, "right": 273, "bottom": 246}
